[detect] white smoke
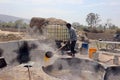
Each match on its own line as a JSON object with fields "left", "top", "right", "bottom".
{"left": 44, "top": 58, "right": 105, "bottom": 80}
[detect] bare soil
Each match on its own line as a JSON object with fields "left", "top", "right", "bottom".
{"left": 0, "top": 29, "right": 25, "bottom": 42}
{"left": 0, "top": 29, "right": 119, "bottom": 80}
{"left": 87, "top": 31, "right": 115, "bottom": 41}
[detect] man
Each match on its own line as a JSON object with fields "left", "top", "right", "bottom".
{"left": 66, "top": 23, "right": 77, "bottom": 57}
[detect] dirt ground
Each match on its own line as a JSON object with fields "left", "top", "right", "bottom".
{"left": 0, "top": 29, "right": 25, "bottom": 42}
{"left": 0, "top": 29, "right": 118, "bottom": 65}
{"left": 0, "top": 53, "right": 119, "bottom": 80}
{"left": 0, "top": 28, "right": 115, "bottom": 42}
{"left": 0, "top": 29, "right": 119, "bottom": 80}
{"left": 87, "top": 31, "right": 115, "bottom": 41}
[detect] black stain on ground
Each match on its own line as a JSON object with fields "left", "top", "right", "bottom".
{"left": 104, "top": 66, "right": 120, "bottom": 80}
{"left": 15, "top": 41, "right": 38, "bottom": 64}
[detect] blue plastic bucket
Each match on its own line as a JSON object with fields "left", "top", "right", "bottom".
{"left": 81, "top": 43, "right": 89, "bottom": 55}
{"left": 81, "top": 43, "right": 88, "bottom": 49}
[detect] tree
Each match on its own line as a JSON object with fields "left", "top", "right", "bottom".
{"left": 1, "top": 22, "right": 7, "bottom": 28}
{"left": 86, "top": 13, "right": 101, "bottom": 28}
{"left": 7, "top": 21, "right": 15, "bottom": 28}
{"left": 22, "top": 23, "right": 29, "bottom": 28}
{"left": 109, "top": 24, "right": 118, "bottom": 30}
{"left": 15, "top": 19, "right": 23, "bottom": 28}
{"left": 72, "top": 22, "right": 80, "bottom": 29}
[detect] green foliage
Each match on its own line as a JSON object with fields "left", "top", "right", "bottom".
{"left": 72, "top": 22, "right": 80, "bottom": 29}
{"left": 115, "top": 29, "right": 120, "bottom": 34}
{"left": 109, "top": 25, "right": 118, "bottom": 30}
{"left": 86, "top": 13, "right": 101, "bottom": 27}
{"left": 14, "top": 19, "right": 23, "bottom": 28}
{"left": 0, "top": 19, "right": 29, "bottom": 28}
{"left": 7, "top": 21, "right": 15, "bottom": 28}
{"left": 83, "top": 27, "right": 104, "bottom": 33}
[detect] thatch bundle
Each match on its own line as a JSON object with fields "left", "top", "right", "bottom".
{"left": 47, "top": 18, "right": 67, "bottom": 25}
{"left": 29, "top": 17, "right": 48, "bottom": 34}
{"left": 29, "top": 17, "right": 67, "bottom": 34}
{"left": 30, "top": 17, "right": 48, "bottom": 28}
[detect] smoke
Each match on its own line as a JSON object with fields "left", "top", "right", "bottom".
{"left": 25, "top": 25, "right": 106, "bottom": 80}
{"left": 24, "top": 26, "right": 57, "bottom": 51}
{"left": 25, "top": 26, "right": 48, "bottom": 40}
{"left": 43, "top": 58, "right": 105, "bottom": 80}
{"left": 1, "top": 25, "right": 120, "bottom": 80}
{"left": 37, "top": 42, "right": 55, "bottom": 52}
{"left": 23, "top": 26, "right": 61, "bottom": 65}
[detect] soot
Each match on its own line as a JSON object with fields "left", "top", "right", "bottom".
{"left": 0, "top": 48, "right": 3, "bottom": 57}
{"left": 104, "top": 66, "right": 120, "bottom": 80}
{"left": 17, "top": 41, "right": 30, "bottom": 64}
{"left": 0, "top": 48, "right": 6, "bottom": 68}
{"left": 16, "top": 41, "right": 37, "bottom": 64}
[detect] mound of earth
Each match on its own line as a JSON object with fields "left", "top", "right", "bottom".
{"left": 0, "top": 30, "right": 23, "bottom": 42}
{"left": 87, "top": 32, "right": 115, "bottom": 41}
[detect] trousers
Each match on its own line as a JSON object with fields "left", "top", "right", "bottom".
{"left": 71, "top": 40, "right": 77, "bottom": 54}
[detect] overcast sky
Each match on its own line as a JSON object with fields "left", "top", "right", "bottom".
{"left": 0, "top": 0, "right": 120, "bottom": 26}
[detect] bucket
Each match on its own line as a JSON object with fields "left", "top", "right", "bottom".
{"left": 80, "top": 43, "right": 89, "bottom": 55}
{"left": 81, "top": 43, "right": 88, "bottom": 49}
{"left": 44, "top": 56, "right": 49, "bottom": 62}
{"left": 89, "top": 48, "right": 97, "bottom": 58}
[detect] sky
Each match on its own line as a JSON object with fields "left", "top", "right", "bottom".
{"left": 0, "top": 0, "right": 120, "bottom": 26}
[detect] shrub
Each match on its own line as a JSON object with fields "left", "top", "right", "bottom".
{"left": 83, "top": 27, "right": 103, "bottom": 33}
{"left": 116, "top": 29, "right": 120, "bottom": 34}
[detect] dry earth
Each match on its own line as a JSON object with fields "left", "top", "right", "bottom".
{"left": 0, "top": 29, "right": 24, "bottom": 42}
{"left": 0, "top": 29, "right": 119, "bottom": 80}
